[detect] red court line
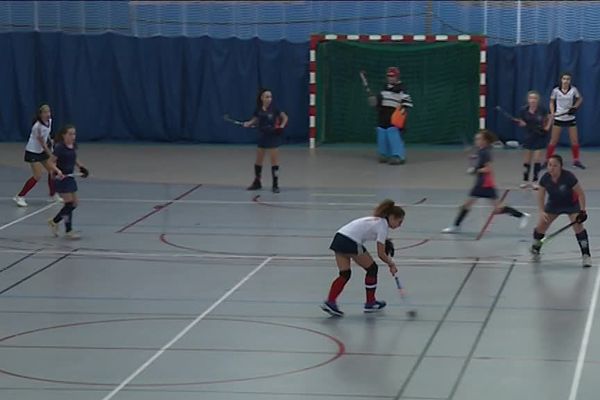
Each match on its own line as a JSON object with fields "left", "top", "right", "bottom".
{"left": 475, "top": 189, "right": 510, "bottom": 241}
{"left": 116, "top": 184, "right": 202, "bottom": 233}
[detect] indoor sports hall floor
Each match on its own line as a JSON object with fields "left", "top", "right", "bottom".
{"left": 1, "top": 143, "right": 600, "bottom": 400}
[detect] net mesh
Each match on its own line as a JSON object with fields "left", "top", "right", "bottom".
{"left": 316, "top": 40, "right": 480, "bottom": 145}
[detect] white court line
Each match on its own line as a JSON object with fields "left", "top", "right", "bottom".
{"left": 99, "top": 256, "right": 273, "bottom": 400}
{"left": 0, "top": 248, "right": 530, "bottom": 265}
{"left": 310, "top": 193, "right": 376, "bottom": 197}
{"left": 568, "top": 265, "right": 600, "bottom": 400}
{"left": 0, "top": 203, "right": 56, "bottom": 231}
{"left": 5, "top": 196, "right": 597, "bottom": 211}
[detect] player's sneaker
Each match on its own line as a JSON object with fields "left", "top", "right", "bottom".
{"left": 364, "top": 300, "right": 387, "bottom": 313}
{"left": 13, "top": 196, "right": 27, "bottom": 207}
{"left": 442, "top": 225, "right": 461, "bottom": 233}
{"left": 320, "top": 301, "right": 343, "bottom": 317}
{"left": 272, "top": 185, "right": 280, "bottom": 194}
{"left": 519, "top": 213, "right": 531, "bottom": 229}
{"left": 531, "top": 182, "right": 540, "bottom": 190}
{"left": 583, "top": 255, "right": 592, "bottom": 268}
{"left": 65, "top": 231, "right": 81, "bottom": 240}
{"left": 519, "top": 182, "right": 529, "bottom": 189}
{"left": 246, "top": 180, "right": 262, "bottom": 191}
{"left": 573, "top": 160, "right": 586, "bottom": 170}
{"left": 47, "top": 219, "right": 59, "bottom": 237}
{"left": 378, "top": 156, "right": 389, "bottom": 163}
{"left": 530, "top": 244, "right": 541, "bottom": 255}
{"left": 48, "top": 194, "right": 63, "bottom": 203}
{"left": 388, "top": 157, "right": 405, "bottom": 165}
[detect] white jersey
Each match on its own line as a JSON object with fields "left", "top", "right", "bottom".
{"left": 25, "top": 119, "right": 52, "bottom": 154}
{"left": 551, "top": 86, "right": 580, "bottom": 122}
{"left": 337, "top": 216, "right": 389, "bottom": 245}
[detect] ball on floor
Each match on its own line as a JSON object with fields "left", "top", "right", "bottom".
{"left": 407, "top": 310, "right": 417, "bottom": 318}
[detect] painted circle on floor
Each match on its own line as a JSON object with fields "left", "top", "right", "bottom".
{"left": 0, "top": 317, "right": 345, "bottom": 387}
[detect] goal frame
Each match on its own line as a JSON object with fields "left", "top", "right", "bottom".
{"left": 308, "top": 34, "right": 487, "bottom": 148}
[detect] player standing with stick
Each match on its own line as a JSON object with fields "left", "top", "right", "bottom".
{"left": 530, "top": 155, "right": 591, "bottom": 268}
{"left": 243, "top": 88, "right": 288, "bottom": 193}
{"left": 547, "top": 72, "right": 584, "bottom": 169}
{"left": 514, "top": 91, "right": 552, "bottom": 189}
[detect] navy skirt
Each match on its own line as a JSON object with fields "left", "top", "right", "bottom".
{"left": 522, "top": 133, "right": 548, "bottom": 150}
{"left": 55, "top": 176, "right": 78, "bottom": 194}
{"left": 545, "top": 203, "right": 580, "bottom": 215}
{"left": 257, "top": 132, "right": 282, "bottom": 149}
{"left": 469, "top": 185, "right": 498, "bottom": 199}
{"left": 329, "top": 233, "right": 366, "bottom": 255}
{"left": 24, "top": 151, "right": 49, "bottom": 163}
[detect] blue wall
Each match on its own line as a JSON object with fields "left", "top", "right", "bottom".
{"left": 0, "top": 32, "right": 309, "bottom": 144}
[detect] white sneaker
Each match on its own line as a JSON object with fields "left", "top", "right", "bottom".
{"left": 519, "top": 213, "right": 531, "bottom": 229}
{"left": 583, "top": 255, "right": 592, "bottom": 268}
{"left": 442, "top": 225, "right": 461, "bottom": 233}
{"left": 531, "top": 182, "right": 540, "bottom": 191}
{"left": 519, "top": 182, "right": 529, "bottom": 189}
{"left": 47, "top": 219, "right": 59, "bottom": 237}
{"left": 65, "top": 231, "right": 81, "bottom": 240}
{"left": 48, "top": 194, "right": 63, "bottom": 203}
{"left": 13, "top": 196, "right": 27, "bottom": 207}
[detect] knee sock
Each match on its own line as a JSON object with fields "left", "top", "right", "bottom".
{"left": 53, "top": 202, "right": 75, "bottom": 224}
{"left": 365, "top": 262, "right": 378, "bottom": 304}
{"left": 327, "top": 269, "right": 351, "bottom": 303}
{"left": 65, "top": 207, "right": 73, "bottom": 232}
{"left": 533, "top": 163, "right": 542, "bottom": 182}
{"left": 271, "top": 165, "right": 279, "bottom": 188}
{"left": 523, "top": 163, "right": 531, "bottom": 182}
{"left": 500, "top": 206, "right": 524, "bottom": 218}
{"left": 454, "top": 206, "right": 469, "bottom": 227}
{"left": 254, "top": 164, "right": 262, "bottom": 182}
{"left": 572, "top": 144, "right": 580, "bottom": 161}
{"left": 546, "top": 143, "right": 556, "bottom": 160}
{"left": 18, "top": 177, "right": 38, "bottom": 197}
{"left": 532, "top": 229, "right": 545, "bottom": 250}
{"left": 48, "top": 174, "right": 56, "bottom": 196}
{"left": 576, "top": 230, "right": 590, "bottom": 256}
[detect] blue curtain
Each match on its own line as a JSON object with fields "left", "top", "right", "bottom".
{"left": 487, "top": 39, "right": 600, "bottom": 146}
{"left": 0, "top": 32, "right": 309, "bottom": 144}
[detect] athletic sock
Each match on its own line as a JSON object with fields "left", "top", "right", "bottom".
{"left": 365, "top": 263, "right": 378, "bottom": 304}
{"left": 454, "top": 206, "right": 469, "bottom": 227}
{"left": 271, "top": 165, "right": 279, "bottom": 188}
{"left": 546, "top": 143, "right": 557, "bottom": 160}
{"left": 572, "top": 144, "right": 580, "bottom": 161}
{"left": 327, "top": 270, "right": 351, "bottom": 303}
{"left": 500, "top": 206, "right": 524, "bottom": 218}
{"left": 533, "top": 163, "right": 542, "bottom": 182}
{"left": 18, "top": 177, "right": 38, "bottom": 197}
{"left": 523, "top": 163, "right": 531, "bottom": 182}
{"left": 576, "top": 230, "right": 590, "bottom": 256}
{"left": 254, "top": 164, "right": 262, "bottom": 181}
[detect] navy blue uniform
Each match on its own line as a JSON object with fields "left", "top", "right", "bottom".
{"left": 254, "top": 105, "right": 282, "bottom": 149}
{"left": 519, "top": 106, "right": 549, "bottom": 150}
{"left": 540, "top": 170, "right": 580, "bottom": 214}
{"left": 53, "top": 143, "right": 78, "bottom": 193}
{"left": 469, "top": 146, "right": 498, "bottom": 199}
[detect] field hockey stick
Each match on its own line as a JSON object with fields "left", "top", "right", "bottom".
{"left": 392, "top": 273, "right": 418, "bottom": 318}
{"left": 359, "top": 70, "right": 373, "bottom": 95}
{"left": 223, "top": 114, "right": 250, "bottom": 127}
{"left": 494, "top": 106, "right": 519, "bottom": 121}
{"left": 539, "top": 220, "right": 578, "bottom": 247}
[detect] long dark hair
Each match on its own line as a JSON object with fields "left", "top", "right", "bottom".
{"left": 373, "top": 199, "right": 405, "bottom": 219}
{"left": 54, "top": 124, "right": 76, "bottom": 144}
{"left": 255, "top": 88, "right": 272, "bottom": 111}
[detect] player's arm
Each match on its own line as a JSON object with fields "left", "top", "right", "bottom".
{"left": 35, "top": 127, "right": 52, "bottom": 156}
{"left": 573, "top": 92, "right": 583, "bottom": 109}
{"left": 477, "top": 161, "right": 492, "bottom": 174}
{"left": 543, "top": 113, "right": 553, "bottom": 131}
{"left": 549, "top": 95, "right": 556, "bottom": 115}
{"left": 537, "top": 186, "right": 546, "bottom": 212}
{"left": 376, "top": 240, "right": 397, "bottom": 275}
{"left": 278, "top": 111, "right": 288, "bottom": 128}
{"left": 76, "top": 159, "right": 90, "bottom": 177}
{"left": 574, "top": 183, "right": 586, "bottom": 211}
{"left": 243, "top": 117, "right": 258, "bottom": 128}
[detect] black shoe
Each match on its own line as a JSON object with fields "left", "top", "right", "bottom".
{"left": 272, "top": 186, "right": 280, "bottom": 193}
{"left": 247, "top": 180, "right": 262, "bottom": 191}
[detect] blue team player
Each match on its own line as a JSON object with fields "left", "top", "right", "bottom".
{"left": 48, "top": 125, "right": 89, "bottom": 239}
{"left": 515, "top": 90, "right": 552, "bottom": 190}
{"left": 531, "top": 154, "right": 591, "bottom": 268}
{"left": 368, "top": 67, "right": 413, "bottom": 165}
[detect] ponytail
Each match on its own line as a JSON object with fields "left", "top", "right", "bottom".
{"left": 373, "top": 199, "right": 405, "bottom": 219}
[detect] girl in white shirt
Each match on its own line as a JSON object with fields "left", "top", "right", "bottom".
{"left": 547, "top": 73, "right": 584, "bottom": 169}
{"left": 13, "top": 105, "right": 63, "bottom": 207}
{"left": 321, "top": 199, "right": 403, "bottom": 317}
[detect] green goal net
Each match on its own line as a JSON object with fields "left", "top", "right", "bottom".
{"left": 316, "top": 40, "right": 480, "bottom": 145}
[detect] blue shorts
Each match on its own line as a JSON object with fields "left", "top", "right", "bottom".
{"left": 329, "top": 233, "right": 367, "bottom": 255}
{"left": 257, "top": 132, "right": 282, "bottom": 149}
{"left": 470, "top": 185, "right": 498, "bottom": 199}
{"left": 544, "top": 204, "right": 580, "bottom": 215}
{"left": 55, "top": 176, "right": 78, "bottom": 194}
{"left": 24, "top": 151, "right": 49, "bottom": 163}
{"left": 522, "top": 133, "right": 548, "bottom": 150}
